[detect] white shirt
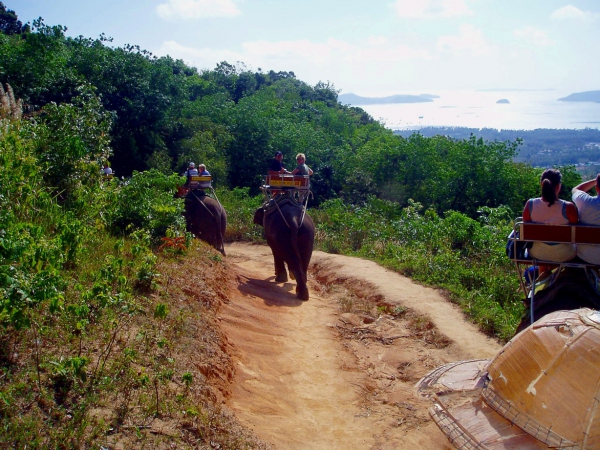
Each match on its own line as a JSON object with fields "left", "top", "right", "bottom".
{"left": 573, "top": 190, "right": 600, "bottom": 225}
{"left": 572, "top": 189, "right": 600, "bottom": 264}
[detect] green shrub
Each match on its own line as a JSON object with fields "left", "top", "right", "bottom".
{"left": 314, "top": 196, "right": 522, "bottom": 341}
{"left": 218, "top": 187, "right": 264, "bottom": 241}
{"left": 106, "top": 169, "right": 186, "bottom": 241}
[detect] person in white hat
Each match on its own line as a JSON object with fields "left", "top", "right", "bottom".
{"left": 185, "top": 162, "right": 199, "bottom": 177}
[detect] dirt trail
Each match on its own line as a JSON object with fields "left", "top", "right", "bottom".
{"left": 220, "top": 242, "right": 501, "bottom": 449}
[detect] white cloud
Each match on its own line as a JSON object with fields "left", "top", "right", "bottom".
{"left": 392, "top": 0, "right": 474, "bottom": 18}
{"left": 155, "top": 37, "right": 430, "bottom": 83}
{"left": 241, "top": 38, "right": 430, "bottom": 65}
{"left": 156, "top": 41, "right": 245, "bottom": 70}
{"left": 550, "top": 5, "right": 597, "bottom": 21}
{"left": 367, "top": 36, "right": 389, "bottom": 46}
{"left": 513, "top": 27, "right": 553, "bottom": 47}
{"left": 437, "top": 24, "right": 489, "bottom": 55}
{"left": 156, "top": 0, "right": 241, "bottom": 20}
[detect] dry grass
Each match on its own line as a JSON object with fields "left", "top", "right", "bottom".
{"left": 0, "top": 83, "right": 23, "bottom": 121}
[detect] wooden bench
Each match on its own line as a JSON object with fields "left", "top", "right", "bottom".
{"left": 520, "top": 223, "right": 600, "bottom": 245}
{"left": 509, "top": 219, "right": 600, "bottom": 265}
{"left": 264, "top": 174, "right": 310, "bottom": 191}
{"left": 509, "top": 218, "right": 600, "bottom": 324}
{"left": 261, "top": 174, "right": 311, "bottom": 207}
{"left": 188, "top": 175, "right": 212, "bottom": 189}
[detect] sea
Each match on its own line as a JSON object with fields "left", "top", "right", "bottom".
{"left": 357, "top": 89, "right": 600, "bottom": 131}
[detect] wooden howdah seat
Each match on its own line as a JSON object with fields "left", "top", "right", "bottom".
{"left": 179, "top": 175, "right": 222, "bottom": 206}
{"left": 261, "top": 174, "right": 311, "bottom": 202}
{"left": 187, "top": 175, "right": 212, "bottom": 189}
{"left": 263, "top": 174, "right": 310, "bottom": 191}
{"left": 508, "top": 217, "right": 600, "bottom": 324}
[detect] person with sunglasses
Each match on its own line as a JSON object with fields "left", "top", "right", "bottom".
{"left": 291, "top": 153, "right": 313, "bottom": 176}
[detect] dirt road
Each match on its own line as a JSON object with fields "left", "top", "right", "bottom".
{"left": 220, "top": 242, "right": 501, "bottom": 449}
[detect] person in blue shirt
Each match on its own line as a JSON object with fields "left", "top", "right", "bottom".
{"left": 199, "top": 164, "right": 210, "bottom": 176}
{"left": 268, "top": 151, "right": 290, "bottom": 175}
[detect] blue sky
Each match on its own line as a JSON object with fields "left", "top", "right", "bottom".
{"left": 14, "top": 0, "right": 600, "bottom": 96}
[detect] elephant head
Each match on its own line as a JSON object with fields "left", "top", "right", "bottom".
{"left": 254, "top": 198, "right": 315, "bottom": 300}
{"left": 184, "top": 190, "right": 227, "bottom": 255}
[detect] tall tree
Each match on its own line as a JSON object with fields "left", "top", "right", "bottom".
{"left": 0, "top": 2, "right": 29, "bottom": 35}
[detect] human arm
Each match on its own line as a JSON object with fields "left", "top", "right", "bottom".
{"left": 522, "top": 200, "right": 532, "bottom": 222}
{"left": 268, "top": 159, "right": 289, "bottom": 175}
{"left": 565, "top": 202, "right": 579, "bottom": 224}
{"left": 268, "top": 168, "right": 290, "bottom": 175}
{"left": 573, "top": 178, "right": 597, "bottom": 195}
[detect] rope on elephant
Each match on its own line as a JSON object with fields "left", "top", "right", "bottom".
{"left": 273, "top": 196, "right": 292, "bottom": 230}
{"left": 190, "top": 190, "right": 215, "bottom": 218}
{"left": 299, "top": 190, "right": 312, "bottom": 227}
{"left": 264, "top": 196, "right": 306, "bottom": 230}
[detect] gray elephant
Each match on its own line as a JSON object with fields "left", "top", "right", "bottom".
{"left": 184, "top": 190, "right": 227, "bottom": 255}
{"left": 253, "top": 197, "right": 315, "bottom": 300}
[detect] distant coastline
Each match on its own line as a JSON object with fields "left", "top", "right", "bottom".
{"left": 558, "top": 90, "right": 600, "bottom": 104}
{"left": 338, "top": 93, "right": 439, "bottom": 105}
{"left": 340, "top": 89, "right": 600, "bottom": 106}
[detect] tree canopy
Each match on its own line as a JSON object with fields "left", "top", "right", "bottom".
{"left": 0, "top": 8, "right": 568, "bottom": 217}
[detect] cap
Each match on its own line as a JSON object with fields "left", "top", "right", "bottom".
{"left": 417, "top": 308, "right": 600, "bottom": 449}
{"left": 189, "top": 162, "right": 195, "bottom": 167}
{"left": 274, "top": 151, "right": 283, "bottom": 156}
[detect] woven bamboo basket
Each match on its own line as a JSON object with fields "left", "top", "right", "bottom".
{"left": 417, "top": 308, "right": 600, "bottom": 449}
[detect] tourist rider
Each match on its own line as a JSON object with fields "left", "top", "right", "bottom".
{"left": 572, "top": 174, "right": 600, "bottom": 264}
{"left": 268, "top": 151, "right": 290, "bottom": 175}
{"left": 291, "top": 153, "right": 314, "bottom": 176}
{"left": 522, "top": 168, "right": 578, "bottom": 277}
{"left": 199, "top": 164, "right": 210, "bottom": 176}
{"left": 185, "top": 162, "right": 199, "bottom": 177}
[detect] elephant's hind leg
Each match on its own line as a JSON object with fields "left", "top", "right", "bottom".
{"left": 273, "top": 256, "right": 288, "bottom": 283}
{"left": 296, "top": 283, "right": 309, "bottom": 301}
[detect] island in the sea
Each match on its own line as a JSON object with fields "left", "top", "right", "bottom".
{"left": 558, "top": 90, "right": 600, "bottom": 103}
{"left": 338, "top": 93, "right": 439, "bottom": 106}
{"left": 496, "top": 99, "right": 510, "bottom": 104}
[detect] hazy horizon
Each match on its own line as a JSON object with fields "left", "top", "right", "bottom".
{"left": 356, "top": 89, "right": 600, "bottom": 131}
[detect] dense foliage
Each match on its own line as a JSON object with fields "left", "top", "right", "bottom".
{"left": 395, "top": 127, "right": 600, "bottom": 168}
{"left": 0, "top": 13, "right": 558, "bottom": 217}
{"left": 0, "top": 82, "right": 206, "bottom": 446}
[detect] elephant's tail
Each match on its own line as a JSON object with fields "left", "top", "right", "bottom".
{"left": 218, "top": 233, "right": 226, "bottom": 256}
{"left": 215, "top": 209, "right": 227, "bottom": 256}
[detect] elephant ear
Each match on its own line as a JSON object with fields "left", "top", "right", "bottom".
{"left": 253, "top": 207, "right": 265, "bottom": 226}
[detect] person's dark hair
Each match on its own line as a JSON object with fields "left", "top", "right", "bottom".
{"left": 540, "top": 168, "right": 562, "bottom": 206}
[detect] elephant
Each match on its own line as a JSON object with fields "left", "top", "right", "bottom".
{"left": 515, "top": 267, "right": 600, "bottom": 334}
{"left": 253, "top": 197, "right": 315, "bottom": 301}
{"left": 184, "top": 190, "right": 227, "bottom": 255}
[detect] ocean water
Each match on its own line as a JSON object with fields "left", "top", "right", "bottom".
{"left": 357, "top": 89, "right": 600, "bottom": 131}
